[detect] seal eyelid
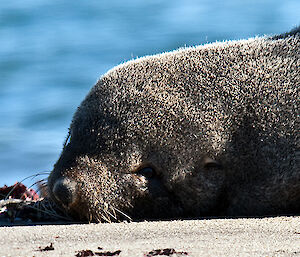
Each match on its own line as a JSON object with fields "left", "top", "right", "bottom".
{"left": 203, "top": 157, "right": 223, "bottom": 169}
{"left": 136, "top": 167, "right": 156, "bottom": 178}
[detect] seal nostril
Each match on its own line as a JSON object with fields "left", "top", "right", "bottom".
{"left": 52, "top": 178, "right": 77, "bottom": 207}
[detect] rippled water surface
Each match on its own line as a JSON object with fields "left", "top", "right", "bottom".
{"left": 0, "top": 0, "right": 299, "bottom": 186}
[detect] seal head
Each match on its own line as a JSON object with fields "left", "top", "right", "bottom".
{"left": 48, "top": 27, "right": 300, "bottom": 222}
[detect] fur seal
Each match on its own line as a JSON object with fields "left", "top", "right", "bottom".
{"left": 48, "top": 27, "right": 300, "bottom": 222}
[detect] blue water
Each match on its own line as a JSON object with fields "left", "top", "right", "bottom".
{"left": 0, "top": 0, "right": 299, "bottom": 187}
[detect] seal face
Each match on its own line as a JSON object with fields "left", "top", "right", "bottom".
{"left": 48, "top": 27, "right": 300, "bottom": 222}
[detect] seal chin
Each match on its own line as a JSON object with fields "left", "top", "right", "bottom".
{"left": 52, "top": 177, "right": 78, "bottom": 209}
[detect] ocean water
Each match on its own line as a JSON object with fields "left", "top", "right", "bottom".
{"left": 0, "top": 0, "right": 299, "bottom": 187}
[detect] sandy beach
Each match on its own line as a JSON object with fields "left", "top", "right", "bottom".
{"left": 1, "top": 216, "right": 299, "bottom": 257}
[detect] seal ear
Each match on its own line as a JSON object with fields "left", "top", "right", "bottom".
{"left": 203, "top": 156, "right": 223, "bottom": 169}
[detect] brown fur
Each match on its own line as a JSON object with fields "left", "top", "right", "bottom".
{"left": 48, "top": 27, "right": 300, "bottom": 222}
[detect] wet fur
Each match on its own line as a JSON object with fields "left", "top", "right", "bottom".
{"left": 48, "top": 27, "right": 300, "bottom": 222}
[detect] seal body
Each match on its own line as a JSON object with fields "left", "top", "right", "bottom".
{"left": 48, "top": 28, "right": 300, "bottom": 222}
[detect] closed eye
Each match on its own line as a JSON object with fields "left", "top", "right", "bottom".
{"left": 136, "top": 167, "right": 156, "bottom": 178}
{"left": 203, "top": 157, "right": 223, "bottom": 169}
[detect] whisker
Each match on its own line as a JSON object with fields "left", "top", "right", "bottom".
{"left": 0, "top": 198, "right": 72, "bottom": 222}
{"left": 27, "top": 179, "right": 46, "bottom": 190}
{"left": 102, "top": 208, "right": 112, "bottom": 223}
{"left": 113, "top": 207, "right": 132, "bottom": 222}
{"left": 27, "top": 179, "right": 48, "bottom": 198}
{"left": 88, "top": 211, "right": 93, "bottom": 223}
{"left": 100, "top": 211, "right": 111, "bottom": 223}
{"left": 103, "top": 207, "right": 117, "bottom": 221}
{"left": 5, "top": 172, "right": 50, "bottom": 200}
{"left": 110, "top": 205, "right": 117, "bottom": 220}
{"left": 91, "top": 195, "right": 131, "bottom": 223}
{"left": 93, "top": 212, "right": 100, "bottom": 223}
{"left": 25, "top": 203, "right": 72, "bottom": 221}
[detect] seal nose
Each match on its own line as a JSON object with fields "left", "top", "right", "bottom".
{"left": 52, "top": 177, "right": 77, "bottom": 207}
